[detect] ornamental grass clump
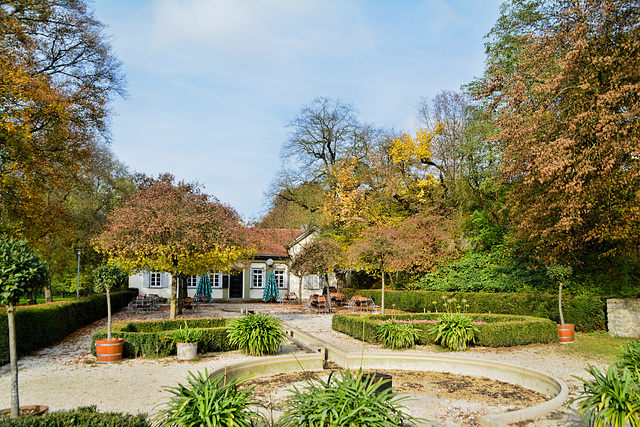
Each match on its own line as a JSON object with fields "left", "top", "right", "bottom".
{"left": 169, "top": 321, "right": 203, "bottom": 343}
{"left": 278, "top": 369, "right": 420, "bottom": 426}
{"left": 572, "top": 364, "right": 640, "bottom": 427}
{"left": 429, "top": 313, "right": 478, "bottom": 351}
{"left": 376, "top": 320, "right": 421, "bottom": 350}
{"left": 227, "top": 312, "right": 286, "bottom": 356}
{"left": 572, "top": 340, "right": 640, "bottom": 426}
{"left": 155, "top": 370, "right": 265, "bottom": 427}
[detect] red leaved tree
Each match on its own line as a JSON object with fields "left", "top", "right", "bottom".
{"left": 95, "top": 174, "right": 250, "bottom": 319}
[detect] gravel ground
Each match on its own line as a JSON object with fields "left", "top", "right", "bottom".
{"left": 0, "top": 302, "right": 608, "bottom": 426}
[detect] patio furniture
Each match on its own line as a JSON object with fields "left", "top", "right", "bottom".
{"left": 330, "top": 292, "right": 347, "bottom": 306}
{"left": 365, "top": 297, "right": 380, "bottom": 313}
{"left": 194, "top": 292, "right": 209, "bottom": 303}
{"left": 183, "top": 297, "right": 197, "bottom": 311}
{"left": 284, "top": 292, "right": 299, "bottom": 304}
{"left": 316, "top": 295, "right": 331, "bottom": 313}
{"left": 347, "top": 295, "right": 368, "bottom": 312}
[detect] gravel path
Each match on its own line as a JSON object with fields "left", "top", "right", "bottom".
{"left": 0, "top": 303, "right": 609, "bottom": 426}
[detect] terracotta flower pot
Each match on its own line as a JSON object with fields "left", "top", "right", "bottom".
{"left": 558, "top": 323, "right": 575, "bottom": 344}
{"left": 0, "top": 405, "right": 48, "bottom": 419}
{"left": 95, "top": 337, "right": 124, "bottom": 362}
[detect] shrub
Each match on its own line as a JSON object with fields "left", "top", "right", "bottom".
{"left": 332, "top": 313, "right": 558, "bottom": 348}
{"left": 155, "top": 370, "right": 265, "bottom": 427}
{"left": 572, "top": 365, "right": 640, "bottom": 427}
{"left": 375, "top": 320, "right": 421, "bottom": 350}
{"left": 227, "top": 312, "right": 286, "bottom": 356}
{"left": 429, "top": 313, "right": 478, "bottom": 351}
{"left": 168, "top": 321, "right": 203, "bottom": 343}
{"left": 618, "top": 340, "right": 640, "bottom": 374}
{"left": 0, "top": 406, "right": 150, "bottom": 426}
{"left": 342, "top": 289, "right": 606, "bottom": 332}
{"left": 278, "top": 369, "right": 420, "bottom": 426}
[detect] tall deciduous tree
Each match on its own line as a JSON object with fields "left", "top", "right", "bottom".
{"left": 95, "top": 175, "right": 250, "bottom": 319}
{"left": 0, "top": 0, "right": 125, "bottom": 251}
{"left": 0, "top": 238, "right": 48, "bottom": 418}
{"left": 482, "top": 0, "right": 640, "bottom": 260}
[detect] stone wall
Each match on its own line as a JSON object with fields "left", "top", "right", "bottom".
{"left": 607, "top": 299, "right": 640, "bottom": 338}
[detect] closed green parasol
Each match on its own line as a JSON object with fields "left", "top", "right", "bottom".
{"left": 262, "top": 271, "right": 279, "bottom": 302}
{"left": 196, "top": 274, "right": 212, "bottom": 302}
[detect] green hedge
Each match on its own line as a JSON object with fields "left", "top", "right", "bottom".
{"left": 0, "top": 291, "right": 137, "bottom": 365}
{"left": 0, "top": 406, "right": 149, "bottom": 426}
{"left": 332, "top": 313, "right": 559, "bottom": 347}
{"left": 342, "top": 289, "right": 606, "bottom": 332}
{"left": 91, "top": 318, "right": 233, "bottom": 358}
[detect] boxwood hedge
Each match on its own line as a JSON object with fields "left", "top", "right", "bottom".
{"left": 91, "top": 318, "right": 233, "bottom": 358}
{"left": 0, "top": 291, "right": 137, "bottom": 365}
{"left": 0, "top": 406, "right": 149, "bottom": 426}
{"left": 332, "top": 313, "right": 559, "bottom": 347}
{"left": 342, "top": 289, "right": 606, "bottom": 332}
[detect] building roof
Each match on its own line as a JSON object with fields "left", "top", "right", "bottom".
{"left": 247, "top": 228, "right": 302, "bottom": 257}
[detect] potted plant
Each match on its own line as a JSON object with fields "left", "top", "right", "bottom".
{"left": 547, "top": 263, "right": 574, "bottom": 344}
{"left": 93, "top": 264, "right": 128, "bottom": 362}
{"left": 170, "top": 322, "right": 203, "bottom": 360}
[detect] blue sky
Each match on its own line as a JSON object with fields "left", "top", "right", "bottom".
{"left": 92, "top": 0, "right": 503, "bottom": 220}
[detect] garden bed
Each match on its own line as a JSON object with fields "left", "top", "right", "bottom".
{"left": 332, "top": 313, "right": 559, "bottom": 347}
{"left": 90, "top": 318, "right": 231, "bottom": 358}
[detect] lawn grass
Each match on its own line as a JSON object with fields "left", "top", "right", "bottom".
{"left": 17, "top": 296, "right": 78, "bottom": 305}
{"left": 551, "top": 331, "right": 635, "bottom": 363}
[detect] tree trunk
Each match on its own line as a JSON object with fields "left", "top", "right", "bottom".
{"left": 324, "top": 273, "right": 332, "bottom": 312}
{"left": 106, "top": 288, "right": 112, "bottom": 340}
{"left": 178, "top": 275, "right": 186, "bottom": 315}
{"left": 558, "top": 281, "right": 564, "bottom": 325}
{"left": 7, "top": 303, "right": 19, "bottom": 418}
{"left": 170, "top": 272, "right": 177, "bottom": 320}
{"left": 381, "top": 270, "right": 385, "bottom": 314}
{"left": 44, "top": 283, "right": 53, "bottom": 303}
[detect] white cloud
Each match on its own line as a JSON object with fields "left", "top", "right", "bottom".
{"left": 148, "top": 0, "right": 372, "bottom": 60}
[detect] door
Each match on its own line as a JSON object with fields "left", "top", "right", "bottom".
{"left": 229, "top": 271, "right": 243, "bottom": 299}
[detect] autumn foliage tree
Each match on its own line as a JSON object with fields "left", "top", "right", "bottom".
{"left": 95, "top": 175, "right": 249, "bottom": 319}
{"left": 482, "top": 0, "right": 640, "bottom": 260}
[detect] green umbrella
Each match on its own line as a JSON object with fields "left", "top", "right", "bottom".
{"left": 262, "top": 272, "right": 279, "bottom": 302}
{"left": 196, "top": 274, "right": 212, "bottom": 302}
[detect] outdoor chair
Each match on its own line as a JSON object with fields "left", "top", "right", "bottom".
{"left": 183, "top": 297, "right": 197, "bottom": 311}
{"left": 284, "top": 292, "right": 299, "bottom": 304}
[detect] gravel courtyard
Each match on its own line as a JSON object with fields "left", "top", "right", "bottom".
{"left": 0, "top": 302, "right": 608, "bottom": 426}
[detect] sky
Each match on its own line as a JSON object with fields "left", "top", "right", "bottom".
{"left": 91, "top": 0, "right": 504, "bottom": 221}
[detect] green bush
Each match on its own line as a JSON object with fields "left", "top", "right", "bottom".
{"left": 227, "top": 312, "right": 286, "bottom": 356}
{"left": 168, "top": 321, "right": 203, "bottom": 343}
{"left": 278, "top": 369, "right": 420, "bottom": 426}
{"left": 333, "top": 313, "right": 558, "bottom": 348}
{"left": 342, "top": 289, "right": 606, "bottom": 332}
{"left": 429, "top": 313, "right": 478, "bottom": 351}
{"left": 0, "top": 406, "right": 150, "bottom": 426}
{"left": 572, "top": 365, "right": 640, "bottom": 427}
{"left": 155, "top": 370, "right": 265, "bottom": 427}
{"left": 0, "top": 291, "right": 137, "bottom": 365}
{"left": 91, "top": 318, "right": 232, "bottom": 358}
{"left": 375, "top": 320, "right": 421, "bottom": 350}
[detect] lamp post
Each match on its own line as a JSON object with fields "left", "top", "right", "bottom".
{"left": 76, "top": 249, "right": 81, "bottom": 299}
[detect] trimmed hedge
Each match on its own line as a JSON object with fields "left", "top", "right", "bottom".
{"left": 342, "top": 289, "right": 606, "bottom": 332}
{"left": 91, "top": 318, "right": 233, "bottom": 358}
{"left": 332, "top": 313, "right": 559, "bottom": 347}
{"left": 0, "top": 291, "right": 137, "bottom": 365}
{"left": 0, "top": 406, "right": 149, "bottom": 426}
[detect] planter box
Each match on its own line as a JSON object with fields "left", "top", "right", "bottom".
{"left": 177, "top": 342, "right": 198, "bottom": 360}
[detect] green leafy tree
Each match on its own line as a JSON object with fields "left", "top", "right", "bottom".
{"left": 0, "top": 237, "right": 48, "bottom": 418}
{"left": 92, "top": 264, "right": 127, "bottom": 340}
